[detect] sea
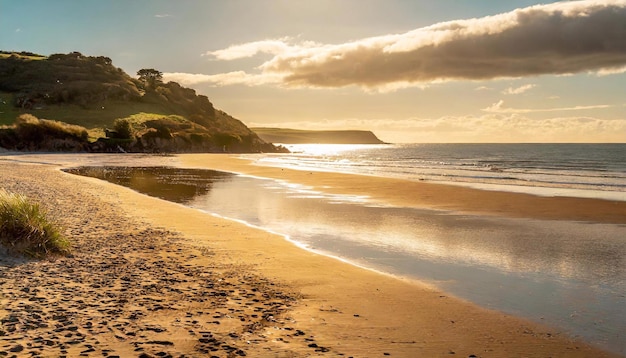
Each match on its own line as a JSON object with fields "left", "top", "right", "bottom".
{"left": 246, "top": 143, "right": 626, "bottom": 201}
{"left": 41, "top": 143, "right": 626, "bottom": 355}
{"left": 242, "top": 143, "right": 626, "bottom": 355}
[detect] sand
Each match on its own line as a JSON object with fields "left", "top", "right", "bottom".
{"left": 0, "top": 154, "right": 623, "bottom": 357}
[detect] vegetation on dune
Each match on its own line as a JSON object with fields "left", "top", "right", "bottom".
{"left": 0, "top": 188, "right": 70, "bottom": 258}
{"left": 0, "top": 51, "right": 285, "bottom": 153}
{"left": 0, "top": 114, "right": 90, "bottom": 151}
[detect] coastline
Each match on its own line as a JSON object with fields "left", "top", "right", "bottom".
{"left": 0, "top": 154, "right": 623, "bottom": 357}
{"left": 179, "top": 154, "right": 626, "bottom": 224}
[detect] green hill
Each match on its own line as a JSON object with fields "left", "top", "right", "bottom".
{"left": 252, "top": 127, "right": 386, "bottom": 144}
{"left": 0, "top": 51, "right": 284, "bottom": 153}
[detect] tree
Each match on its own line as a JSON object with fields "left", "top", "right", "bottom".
{"left": 137, "top": 68, "right": 163, "bottom": 88}
{"left": 94, "top": 56, "right": 112, "bottom": 66}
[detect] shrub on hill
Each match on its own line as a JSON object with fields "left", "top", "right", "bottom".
{"left": 112, "top": 118, "right": 134, "bottom": 139}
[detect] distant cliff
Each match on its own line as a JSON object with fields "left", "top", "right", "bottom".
{"left": 252, "top": 128, "right": 386, "bottom": 144}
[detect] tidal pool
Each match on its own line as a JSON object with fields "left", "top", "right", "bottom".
{"left": 66, "top": 166, "right": 626, "bottom": 355}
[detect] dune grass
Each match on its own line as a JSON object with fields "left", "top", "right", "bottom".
{"left": 0, "top": 189, "right": 70, "bottom": 258}
{"left": 15, "top": 113, "right": 89, "bottom": 140}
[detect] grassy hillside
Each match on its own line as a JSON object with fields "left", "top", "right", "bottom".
{"left": 0, "top": 51, "right": 281, "bottom": 153}
{"left": 0, "top": 92, "right": 176, "bottom": 135}
{"left": 252, "top": 127, "right": 386, "bottom": 144}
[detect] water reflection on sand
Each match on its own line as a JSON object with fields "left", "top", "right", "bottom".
{"left": 66, "top": 165, "right": 626, "bottom": 355}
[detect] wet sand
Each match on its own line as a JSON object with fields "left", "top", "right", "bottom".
{"left": 180, "top": 154, "right": 626, "bottom": 224}
{"left": 0, "top": 154, "right": 623, "bottom": 357}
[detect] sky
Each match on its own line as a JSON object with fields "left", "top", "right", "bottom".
{"left": 1, "top": 0, "right": 625, "bottom": 143}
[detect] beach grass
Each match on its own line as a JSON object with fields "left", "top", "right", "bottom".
{"left": 14, "top": 113, "right": 89, "bottom": 140}
{"left": 0, "top": 189, "right": 70, "bottom": 258}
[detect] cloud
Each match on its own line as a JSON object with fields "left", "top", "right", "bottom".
{"left": 15, "top": 28, "right": 21, "bottom": 33}
{"left": 250, "top": 115, "right": 626, "bottom": 143}
{"left": 205, "top": 37, "right": 320, "bottom": 61}
{"left": 474, "top": 86, "right": 492, "bottom": 91}
{"left": 154, "top": 14, "right": 172, "bottom": 18}
{"left": 201, "top": 0, "right": 626, "bottom": 90}
{"left": 482, "top": 100, "right": 613, "bottom": 113}
{"left": 502, "top": 84, "right": 536, "bottom": 95}
{"left": 163, "top": 71, "right": 282, "bottom": 86}
{"left": 595, "top": 65, "right": 626, "bottom": 76}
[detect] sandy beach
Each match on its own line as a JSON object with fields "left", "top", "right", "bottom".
{"left": 1, "top": 154, "right": 624, "bottom": 357}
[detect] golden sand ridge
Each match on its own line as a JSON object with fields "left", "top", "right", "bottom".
{"left": 0, "top": 155, "right": 623, "bottom": 357}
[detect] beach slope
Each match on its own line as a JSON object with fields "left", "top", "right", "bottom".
{"left": 0, "top": 155, "right": 621, "bottom": 357}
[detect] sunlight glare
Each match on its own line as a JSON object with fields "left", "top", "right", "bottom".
{"left": 282, "top": 143, "right": 382, "bottom": 156}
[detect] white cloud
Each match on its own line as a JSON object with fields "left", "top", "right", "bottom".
{"left": 201, "top": 0, "right": 626, "bottom": 90}
{"left": 474, "top": 86, "right": 492, "bottom": 91}
{"left": 154, "top": 14, "right": 172, "bottom": 18}
{"left": 482, "top": 100, "right": 613, "bottom": 114}
{"left": 163, "top": 71, "right": 282, "bottom": 87}
{"left": 204, "top": 37, "right": 320, "bottom": 61}
{"left": 502, "top": 84, "right": 536, "bottom": 95}
{"left": 595, "top": 65, "right": 626, "bottom": 76}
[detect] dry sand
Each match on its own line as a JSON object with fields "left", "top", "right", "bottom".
{"left": 0, "top": 154, "right": 623, "bottom": 357}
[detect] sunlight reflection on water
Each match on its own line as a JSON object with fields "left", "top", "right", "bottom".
{"left": 245, "top": 143, "right": 626, "bottom": 202}
{"left": 65, "top": 165, "right": 626, "bottom": 355}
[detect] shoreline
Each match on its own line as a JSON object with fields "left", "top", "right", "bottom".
{"left": 1, "top": 154, "right": 624, "bottom": 357}
{"left": 180, "top": 153, "right": 626, "bottom": 225}
{"left": 178, "top": 154, "right": 626, "bottom": 355}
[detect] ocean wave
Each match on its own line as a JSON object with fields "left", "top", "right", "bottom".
{"left": 249, "top": 143, "right": 626, "bottom": 200}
